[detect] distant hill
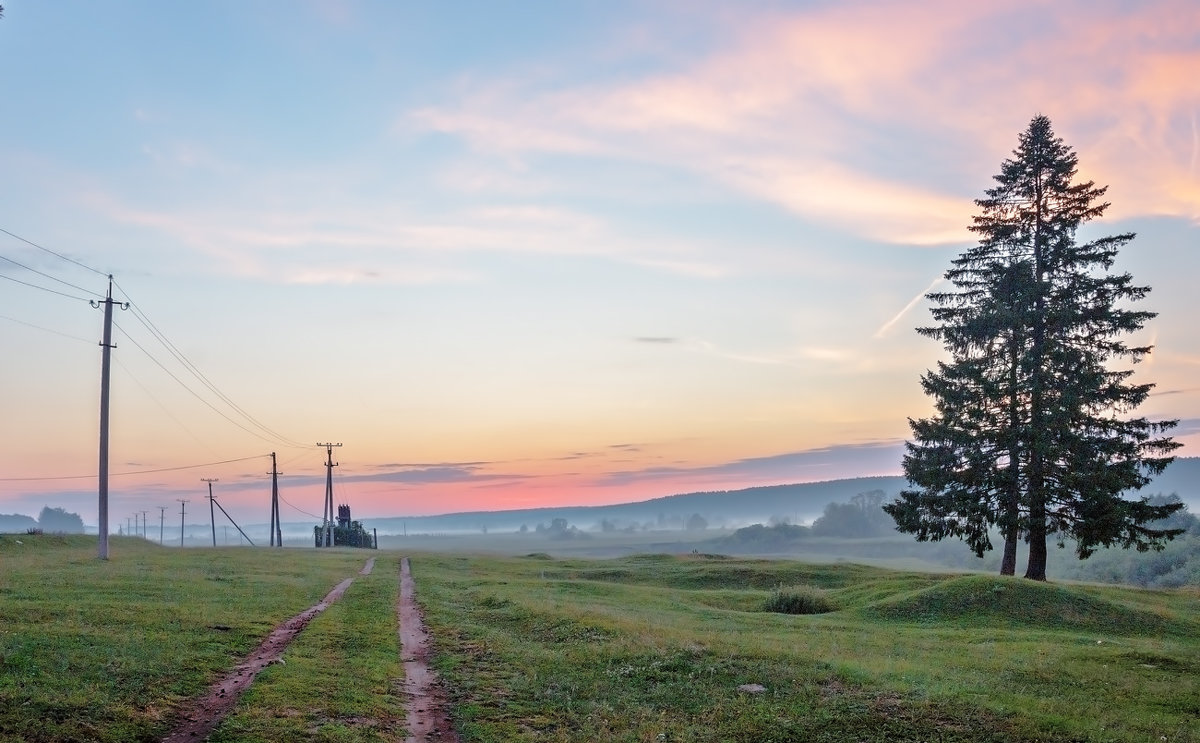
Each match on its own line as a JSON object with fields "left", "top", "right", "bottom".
{"left": 1139, "top": 455, "right": 1199, "bottom": 504}
{"left": 361, "top": 456, "right": 1200, "bottom": 536}
{"left": 366, "top": 476, "right": 908, "bottom": 535}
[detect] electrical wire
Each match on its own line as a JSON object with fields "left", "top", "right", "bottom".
{"left": 0, "top": 251, "right": 104, "bottom": 299}
{"left": 113, "top": 319, "right": 291, "bottom": 447}
{"left": 0, "top": 271, "right": 96, "bottom": 302}
{"left": 0, "top": 226, "right": 108, "bottom": 277}
{"left": 111, "top": 278, "right": 310, "bottom": 450}
{"left": 0, "top": 226, "right": 307, "bottom": 452}
{"left": 0, "top": 312, "right": 93, "bottom": 343}
{"left": 0, "top": 453, "right": 269, "bottom": 481}
{"left": 113, "top": 356, "right": 220, "bottom": 457}
{"left": 278, "top": 493, "right": 322, "bottom": 520}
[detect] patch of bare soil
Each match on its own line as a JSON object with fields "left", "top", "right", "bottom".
{"left": 399, "top": 557, "right": 459, "bottom": 742}
{"left": 159, "top": 559, "right": 371, "bottom": 742}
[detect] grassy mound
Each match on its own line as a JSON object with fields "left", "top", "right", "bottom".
{"left": 0, "top": 532, "right": 99, "bottom": 551}
{"left": 545, "top": 553, "right": 902, "bottom": 591}
{"left": 858, "top": 574, "right": 1195, "bottom": 635}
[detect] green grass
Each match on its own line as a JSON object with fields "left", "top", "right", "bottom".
{"left": 0, "top": 534, "right": 375, "bottom": 742}
{"left": 3, "top": 537, "right": 1198, "bottom": 742}
{"left": 412, "top": 553, "right": 1200, "bottom": 742}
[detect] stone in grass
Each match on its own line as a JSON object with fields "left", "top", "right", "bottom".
{"left": 737, "top": 683, "right": 766, "bottom": 694}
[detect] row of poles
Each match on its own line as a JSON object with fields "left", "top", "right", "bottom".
{"left": 93, "top": 277, "right": 292, "bottom": 558}
{"left": 118, "top": 503, "right": 243, "bottom": 546}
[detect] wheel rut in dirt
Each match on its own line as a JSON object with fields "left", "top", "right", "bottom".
{"left": 399, "top": 556, "right": 459, "bottom": 742}
{"left": 159, "top": 558, "right": 373, "bottom": 743}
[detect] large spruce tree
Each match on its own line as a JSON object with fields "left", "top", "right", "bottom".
{"left": 885, "top": 115, "right": 1182, "bottom": 580}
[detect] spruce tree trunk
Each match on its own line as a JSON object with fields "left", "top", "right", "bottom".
{"left": 1023, "top": 153, "right": 1049, "bottom": 583}
{"left": 1024, "top": 508, "right": 1048, "bottom": 580}
{"left": 1000, "top": 527, "right": 1018, "bottom": 576}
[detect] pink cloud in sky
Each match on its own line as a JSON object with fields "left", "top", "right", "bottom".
{"left": 408, "top": 0, "right": 1200, "bottom": 239}
{"left": 4, "top": 440, "right": 910, "bottom": 522}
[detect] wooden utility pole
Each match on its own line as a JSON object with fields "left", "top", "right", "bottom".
{"left": 177, "top": 499, "right": 188, "bottom": 547}
{"left": 92, "top": 276, "right": 127, "bottom": 560}
{"left": 268, "top": 452, "right": 282, "bottom": 547}
{"left": 141, "top": 510, "right": 148, "bottom": 539}
{"left": 316, "top": 443, "right": 341, "bottom": 547}
{"left": 202, "top": 479, "right": 219, "bottom": 547}
{"left": 158, "top": 506, "right": 166, "bottom": 544}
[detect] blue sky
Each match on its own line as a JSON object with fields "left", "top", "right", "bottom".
{"left": 1, "top": 0, "right": 1197, "bottom": 525}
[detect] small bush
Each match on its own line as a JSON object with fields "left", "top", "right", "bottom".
{"left": 25, "top": 528, "right": 43, "bottom": 536}
{"left": 762, "top": 585, "right": 835, "bottom": 615}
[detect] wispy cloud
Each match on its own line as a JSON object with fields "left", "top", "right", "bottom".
{"left": 407, "top": 0, "right": 1200, "bottom": 238}
{"left": 599, "top": 440, "right": 905, "bottom": 487}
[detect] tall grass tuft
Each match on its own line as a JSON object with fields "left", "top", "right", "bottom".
{"left": 762, "top": 584, "right": 835, "bottom": 615}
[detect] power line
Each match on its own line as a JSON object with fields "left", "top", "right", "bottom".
{"left": 278, "top": 493, "right": 322, "bottom": 520}
{"left": 111, "top": 278, "right": 310, "bottom": 450}
{"left": 0, "top": 312, "right": 93, "bottom": 343}
{"left": 0, "top": 226, "right": 108, "bottom": 277}
{"left": 113, "top": 319, "right": 292, "bottom": 447}
{"left": 114, "top": 356, "right": 219, "bottom": 456}
{"left": 0, "top": 271, "right": 96, "bottom": 302}
{"left": 0, "top": 453, "right": 269, "bottom": 482}
{"left": 0, "top": 250, "right": 104, "bottom": 299}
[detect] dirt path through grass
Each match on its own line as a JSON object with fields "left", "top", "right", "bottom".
{"left": 399, "top": 557, "right": 459, "bottom": 742}
{"left": 159, "top": 558, "right": 373, "bottom": 743}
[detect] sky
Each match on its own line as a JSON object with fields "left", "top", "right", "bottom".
{"left": 1, "top": 0, "right": 1198, "bottom": 530}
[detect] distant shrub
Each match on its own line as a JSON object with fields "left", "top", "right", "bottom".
{"left": 724, "top": 522, "right": 810, "bottom": 549}
{"left": 762, "top": 585, "right": 835, "bottom": 615}
{"left": 25, "top": 527, "right": 43, "bottom": 535}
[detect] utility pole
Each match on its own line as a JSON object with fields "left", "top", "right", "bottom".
{"left": 141, "top": 510, "right": 148, "bottom": 539}
{"left": 268, "top": 452, "right": 282, "bottom": 547}
{"left": 92, "top": 275, "right": 128, "bottom": 560}
{"left": 177, "top": 499, "right": 188, "bottom": 547}
{"left": 158, "top": 506, "right": 166, "bottom": 544}
{"left": 202, "top": 478, "right": 219, "bottom": 547}
{"left": 316, "top": 442, "right": 342, "bottom": 547}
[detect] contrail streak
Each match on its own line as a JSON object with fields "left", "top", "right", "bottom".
{"left": 874, "top": 276, "right": 943, "bottom": 339}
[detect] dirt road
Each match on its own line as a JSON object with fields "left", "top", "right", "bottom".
{"left": 398, "top": 556, "right": 459, "bottom": 742}
{"left": 159, "top": 556, "right": 457, "bottom": 742}
{"left": 158, "top": 568, "right": 363, "bottom": 743}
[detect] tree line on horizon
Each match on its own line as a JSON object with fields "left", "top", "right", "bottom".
{"left": 723, "top": 490, "right": 1199, "bottom": 587}
{"left": 0, "top": 506, "right": 86, "bottom": 534}
{"left": 885, "top": 115, "right": 1183, "bottom": 580}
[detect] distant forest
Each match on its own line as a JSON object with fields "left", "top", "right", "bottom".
{"left": 717, "top": 492, "right": 1200, "bottom": 589}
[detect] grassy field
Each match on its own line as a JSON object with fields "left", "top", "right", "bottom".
{"left": 411, "top": 552, "right": 1199, "bottom": 743}
{"left": 0, "top": 534, "right": 384, "bottom": 743}
{"left": 2, "top": 534, "right": 1197, "bottom": 742}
